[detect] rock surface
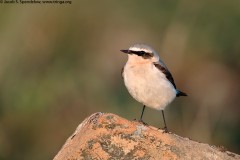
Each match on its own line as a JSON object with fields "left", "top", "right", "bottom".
{"left": 54, "top": 112, "right": 240, "bottom": 160}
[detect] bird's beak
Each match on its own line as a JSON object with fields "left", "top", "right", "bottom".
{"left": 120, "top": 49, "right": 130, "bottom": 54}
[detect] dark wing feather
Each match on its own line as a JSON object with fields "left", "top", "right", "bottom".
{"left": 153, "top": 63, "right": 176, "bottom": 89}
{"left": 176, "top": 90, "right": 187, "bottom": 97}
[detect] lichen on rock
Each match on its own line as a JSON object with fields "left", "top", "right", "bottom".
{"left": 54, "top": 112, "right": 240, "bottom": 160}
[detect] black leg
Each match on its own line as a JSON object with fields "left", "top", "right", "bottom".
{"left": 140, "top": 105, "right": 145, "bottom": 121}
{"left": 162, "top": 110, "right": 168, "bottom": 133}
{"left": 138, "top": 105, "right": 147, "bottom": 125}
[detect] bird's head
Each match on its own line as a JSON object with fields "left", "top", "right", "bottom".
{"left": 121, "top": 44, "right": 160, "bottom": 64}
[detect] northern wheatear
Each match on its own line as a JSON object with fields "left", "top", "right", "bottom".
{"left": 121, "top": 44, "right": 187, "bottom": 132}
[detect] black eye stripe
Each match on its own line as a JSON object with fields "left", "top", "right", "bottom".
{"left": 129, "top": 50, "right": 153, "bottom": 57}
{"left": 142, "top": 52, "right": 153, "bottom": 59}
{"left": 144, "top": 52, "right": 152, "bottom": 56}
{"left": 130, "top": 50, "right": 143, "bottom": 55}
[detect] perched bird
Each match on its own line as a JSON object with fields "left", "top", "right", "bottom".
{"left": 121, "top": 44, "right": 187, "bottom": 132}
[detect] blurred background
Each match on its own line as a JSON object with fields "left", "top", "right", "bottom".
{"left": 0, "top": 0, "right": 240, "bottom": 159}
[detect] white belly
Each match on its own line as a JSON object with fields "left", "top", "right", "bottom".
{"left": 123, "top": 63, "right": 176, "bottom": 110}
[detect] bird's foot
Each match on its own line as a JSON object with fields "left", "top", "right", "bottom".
{"left": 139, "top": 120, "right": 148, "bottom": 126}
{"left": 133, "top": 119, "right": 148, "bottom": 126}
{"left": 158, "top": 126, "right": 169, "bottom": 133}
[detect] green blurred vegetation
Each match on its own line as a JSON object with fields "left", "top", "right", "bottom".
{"left": 0, "top": 1, "right": 240, "bottom": 159}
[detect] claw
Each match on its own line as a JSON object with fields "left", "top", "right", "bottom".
{"left": 139, "top": 120, "right": 148, "bottom": 126}
{"left": 134, "top": 119, "right": 148, "bottom": 125}
{"left": 162, "top": 127, "right": 169, "bottom": 133}
{"left": 158, "top": 126, "right": 169, "bottom": 133}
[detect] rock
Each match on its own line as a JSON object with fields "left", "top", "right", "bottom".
{"left": 54, "top": 112, "right": 240, "bottom": 160}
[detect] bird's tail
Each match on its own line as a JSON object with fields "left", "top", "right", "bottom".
{"left": 176, "top": 89, "right": 187, "bottom": 97}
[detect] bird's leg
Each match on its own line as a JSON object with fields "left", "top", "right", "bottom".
{"left": 140, "top": 105, "right": 145, "bottom": 121}
{"left": 138, "top": 105, "right": 147, "bottom": 125}
{"left": 161, "top": 110, "right": 168, "bottom": 133}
